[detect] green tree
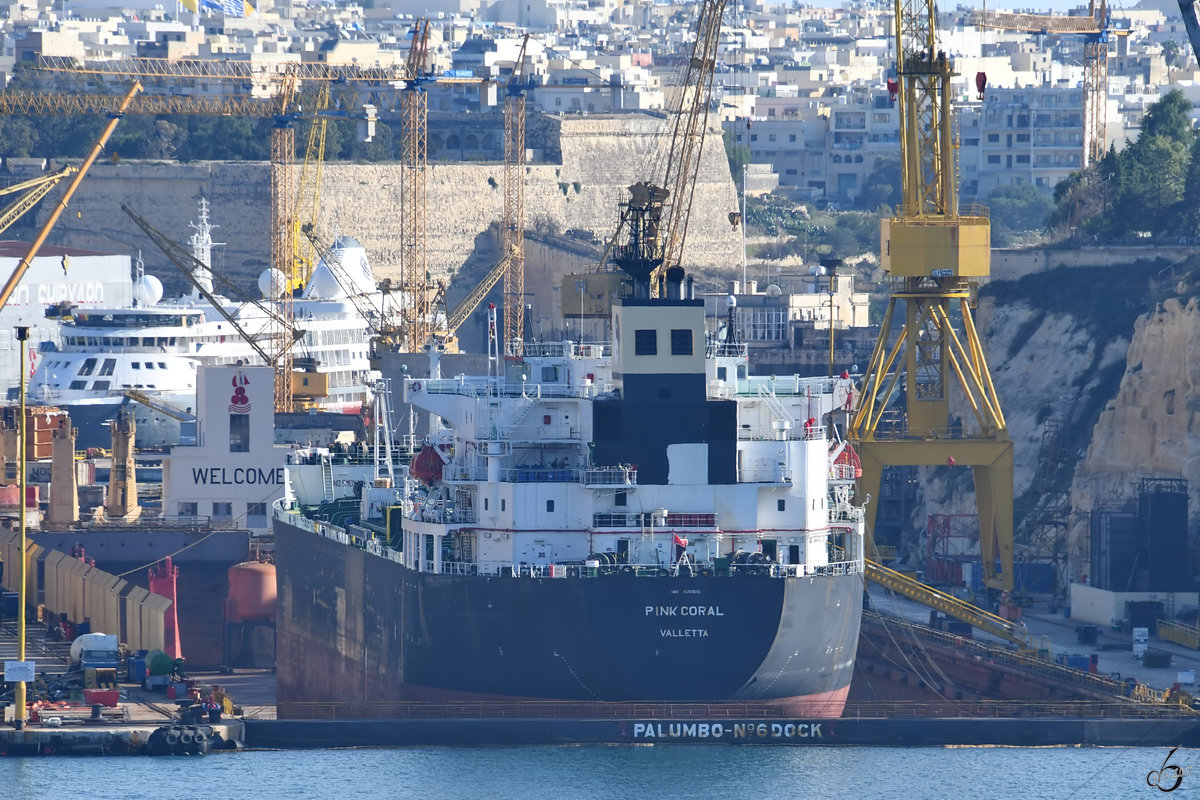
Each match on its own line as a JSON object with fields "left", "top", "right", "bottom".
{"left": 1139, "top": 89, "right": 1195, "bottom": 146}
{"left": 987, "top": 181, "right": 1052, "bottom": 245}
{"left": 854, "top": 154, "right": 901, "bottom": 212}
{"left": 1108, "top": 135, "right": 1191, "bottom": 236}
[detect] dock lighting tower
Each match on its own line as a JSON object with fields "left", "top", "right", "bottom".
{"left": 850, "top": 0, "right": 1015, "bottom": 591}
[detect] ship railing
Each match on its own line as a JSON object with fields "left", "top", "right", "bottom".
{"left": 568, "top": 342, "right": 612, "bottom": 359}
{"left": 736, "top": 424, "right": 825, "bottom": 442}
{"left": 745, "top": 374, "right": 836, "bottom": 397}
{"left": 829, "top": 463, "right": 857, "bottom": 481}
{"left": 706, "top": 342, "right": 747, "bottom": 358}
{"left": 425, "top": 377, "right": 591, "bottom": 400}
{"left": 829, "top": 506, "right": 866, "bottom": 524}
{"left": 413, "top": 505, "right": 477, "bottom": 524}
{"left": 592, "top": 511, "right": 718, "bottom": 528}
{"left": 437, "top": 554, "right": 858, "bottom": 579}
{"left": 706, "top": 381, "right": 737, "bottom": 401}
{"left": 583, "top": 466, "right": 637, "bottom": 487}
{"left": 503, "top": 467, "right": 580, "bottom": 483}
{"left": 736, "top": 465, "right": 792, "bottom": 484}
{"left": 500, "top": 423, "right": 582, "bottom": 442}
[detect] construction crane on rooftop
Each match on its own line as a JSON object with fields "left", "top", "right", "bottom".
{"left": 0, "top": 164, "right": 77, "bottom": 238}
{"left": 1, "top": 56, "right": 400, "bottom": 411}
{"left": 971, "top": 0, "right": 1122, "bottom": 166}
{"left": 401, "top": 18, "right": 434, "bottom": 353}
{"left": 502, "top": 35, "right": 531, "bottom": 356}
{"left": 849, "top": 0, "right": 1014, "bottom": 592}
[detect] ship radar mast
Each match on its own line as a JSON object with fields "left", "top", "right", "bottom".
{"left": 187, "top": 197, "right": 224, "bottom": 298}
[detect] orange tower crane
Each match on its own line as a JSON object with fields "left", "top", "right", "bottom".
{"left": 2, "top": 57, "right": 403, "bottom": 411}
{"left": 401, "top": 18, "right": 434, "bottom": 351}
{"left": 502, "top": 35, "right": 531, "bottom": 355}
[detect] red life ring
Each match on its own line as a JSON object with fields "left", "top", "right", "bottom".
{"left": 412, "top": 381, "right": 422, "bottom": 392}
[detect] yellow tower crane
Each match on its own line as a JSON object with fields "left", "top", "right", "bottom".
{"left": 850, "top": 0, "right": 1015, "bottom": 591}
{"left": 971, "top": 0, "right": 1124, "bottom": 166}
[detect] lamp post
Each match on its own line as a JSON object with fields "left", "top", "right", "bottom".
{"left": 14, "top": 325, "right": 28, "bottom": 730}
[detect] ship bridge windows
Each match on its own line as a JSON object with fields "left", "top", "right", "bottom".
{"left": 132, "top": 363, "right": 140, "bottom": 370}
{"left": 92, "top": 380, "right": 110, "bottom": 391}
{"left": 69, "top": 380, "right": 86, "bottom": 390}
{"left": 671, "top": 329, "right": 693, "bottom": 356}
{"left": 615, "top": 491, "right": 627, "bottom": 507}
{"left": 78, "top": 358, "right": 96, "bottom": 376}
{"left": 99, "top": 358, "right": 116, "bottom": 376}
{"left": 634, "top": 329, "right": 657, "bottom": 355}
{"left": 541, "top": 365, "right": 559, "bottom": 382}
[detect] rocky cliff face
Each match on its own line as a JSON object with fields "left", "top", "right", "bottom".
{"left": 1065, "top": 297, "right": 1200, "bottom": 572}
{"left": 916, "top": 262, "right": 1196, "bottom": 580}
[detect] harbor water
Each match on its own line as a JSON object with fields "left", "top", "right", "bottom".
{"left": 0, "top": 744, "right": 1190, "bottom": 799}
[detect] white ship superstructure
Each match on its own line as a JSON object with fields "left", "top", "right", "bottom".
{"left": 28, "top": 201, "right": 383, "bottom": 448}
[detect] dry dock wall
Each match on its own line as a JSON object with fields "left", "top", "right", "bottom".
{"left": 34, "top": 115, "right": 741, "bottom": 294}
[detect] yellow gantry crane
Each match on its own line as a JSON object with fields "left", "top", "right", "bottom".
{"left": 850, "top": 0, "right": 1014, "bottom": 591}
{"left": 971, "top": 0, "right": 1121, "bottom": 166}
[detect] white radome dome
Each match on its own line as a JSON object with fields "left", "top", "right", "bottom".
{"left": 258, "top": 268, "right": 288, "bottom": 299}
{"left": 133, "top": 274, "right": 163, "bottom": 306}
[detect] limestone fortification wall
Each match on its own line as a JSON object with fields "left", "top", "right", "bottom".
{"left": 34, "top": 114, "right": 740, "bottom": 294}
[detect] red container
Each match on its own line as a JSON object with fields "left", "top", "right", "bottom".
{"left": 84, "top": 688, "right": 119, "bottom": 707}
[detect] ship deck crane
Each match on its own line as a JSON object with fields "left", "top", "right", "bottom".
{"left": 971, "top": 0, "right": 1123, "bottom": 166}
{"left": 585, "top": 0, "right": 726, "bottom": 304}
{"left": 850, "top": 0, "right": 1013, "bottom": 592}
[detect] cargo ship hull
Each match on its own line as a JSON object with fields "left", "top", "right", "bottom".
{"left": 274, "top": 516, "right": 862, "bottom": 715}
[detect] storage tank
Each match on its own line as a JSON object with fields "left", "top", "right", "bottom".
{"left": 225, "top": 561, "right": 277, "bottom": 623}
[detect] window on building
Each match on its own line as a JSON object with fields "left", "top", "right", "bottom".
{"left": 750, "top": 134, "right": 758, "bottom": 142}
{"left": 546, "top": 500, "right": 555, "bottom": 512}
{"left": 987, "top": 134, "right": 999, "bottom": 143}
{"left": 788, "top": 134, "right": 796, "bottom": 142}
{"left": 247, "top": 502, "right": 267, "bottom": 521}
{"left": 670, "top": 328, "right": 693, "bottom": 356}
{"left": 213, "top": 502, "right": 232, "bottom": 519}
{"left": 634, "top": 329, "right": 657, "bottom": 355}
{"left": 230, "top": 414, "right": 250, "bottom": 452}
{"left": 987, "top": 155, "right": 1001, "bottom": 164}
{"left": 178, "top": 502, "right": 198, "bottom": 517}
{"left": 768, "top": 133, "right": 776, "bottom": 142}
{"left": 1016, "top": 155, "right": 1030, "bottom": 164}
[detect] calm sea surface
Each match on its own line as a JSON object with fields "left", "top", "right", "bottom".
{"left": 0, "top": 745, "right": 1192, "bottom": 800}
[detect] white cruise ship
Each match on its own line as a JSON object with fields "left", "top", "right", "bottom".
{"left": 29, "top": 201, "right": 384, "bottom": 449}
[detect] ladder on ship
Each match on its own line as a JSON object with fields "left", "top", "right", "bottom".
{"left": 321, "top": 457, "right": 335, "bottom": 502}
{"left": 866, "top": 560, "right": 1032, "bottom": 650}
